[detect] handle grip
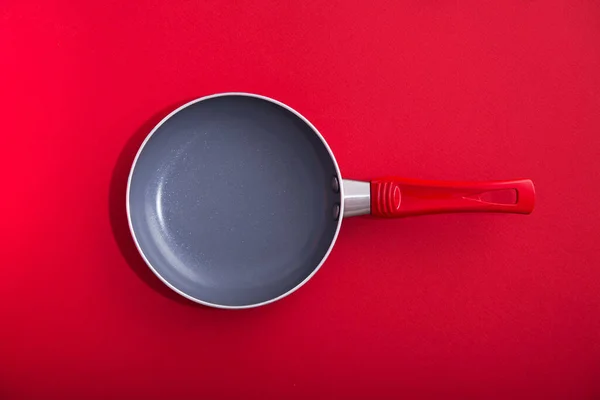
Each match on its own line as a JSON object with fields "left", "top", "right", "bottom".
{"left": 370, "top": 178, "right": 535, "bottom": 218}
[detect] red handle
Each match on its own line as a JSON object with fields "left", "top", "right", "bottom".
{"left": 370, "top": 178, "right": 535, "bottom": 218}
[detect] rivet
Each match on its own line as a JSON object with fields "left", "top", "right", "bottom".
{"left": 332, "top": 203, "right": 340, "bottom": 220}
{"left": 331, "top": 176, "right": 340, "bottom": 193}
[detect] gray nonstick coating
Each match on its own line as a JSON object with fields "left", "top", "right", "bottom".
{"left": 128, "top": 94, "right": 342, "bottom": 307}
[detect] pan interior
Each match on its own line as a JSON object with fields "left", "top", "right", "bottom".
{"left": 128, "top": 95, "right": 341, "bottom": 307}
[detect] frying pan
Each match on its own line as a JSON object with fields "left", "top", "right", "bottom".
{"left": 127, "top": 93, "right": 535, "bottom": 309}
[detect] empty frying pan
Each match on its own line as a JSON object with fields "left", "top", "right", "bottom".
{"left": 127, "top": 93, "right": 535, "bottom": 309}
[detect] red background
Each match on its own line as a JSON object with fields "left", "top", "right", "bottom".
{"left": 2, "top": 1, "right": 600, "bottom": 398}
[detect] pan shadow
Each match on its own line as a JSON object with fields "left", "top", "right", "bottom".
{"left": 108, "top": 101, "right": 199, "bottom": 307}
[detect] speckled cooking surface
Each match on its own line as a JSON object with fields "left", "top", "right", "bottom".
{"left": 128, "top": 95, "right": 341, "bottom": 307}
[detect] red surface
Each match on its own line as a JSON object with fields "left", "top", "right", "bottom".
{"left": 370, "top": 178, "right": 535, "bottom": 217}
{"left": 2, "top": 1, "right": 600, "bottom": 398}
